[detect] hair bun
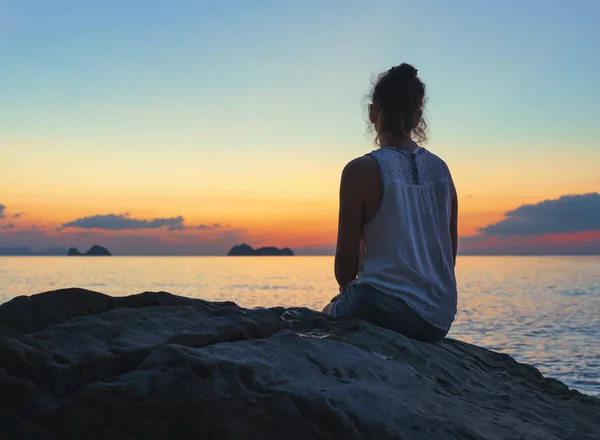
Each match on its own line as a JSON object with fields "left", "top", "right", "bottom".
{"left": 388, "top": 63, "right": 418, "bottom": 80}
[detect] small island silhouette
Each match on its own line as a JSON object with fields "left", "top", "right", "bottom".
{"left": 227, "top": 244, "right": 294, "bottom": 256}
{"left": 68, "top": 245, "right": 112, "bottom": 256}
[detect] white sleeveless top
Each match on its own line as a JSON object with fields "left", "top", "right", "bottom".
{"left": 351, "top": 146, "right": 457, "bottom": 331}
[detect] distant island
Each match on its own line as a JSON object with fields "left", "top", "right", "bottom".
{"left": 68, "top": 245, "right": 112, "bottom": 256}
{"left": 227, "top": 244, "right": 294, "bottom": 256}
{"left": 0, "top": 246, "right": 67, "bottom": 256}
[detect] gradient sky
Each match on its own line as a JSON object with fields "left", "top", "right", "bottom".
{"left": 1, "top": 0, "right": 599, "bottom": 255}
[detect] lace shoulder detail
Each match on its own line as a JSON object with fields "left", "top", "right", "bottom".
{"left": 369, "top": 147, "right": 452, "bottom": 187}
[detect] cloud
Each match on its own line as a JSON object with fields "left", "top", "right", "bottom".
{"left": 480, "top": 193, "right": 600, "bottom": 237}
{"left": 197, "top": 223, "right": 222, "bottom": 230}
{"left": 0, "top": 223, "right": 14, "bottom": 230}
{"left": 460, "top": 193, "right": 600, "bottom": 255}
{"left": 61, "top": 213, "right": 186, "bottom": 231}
{"left": 0, "top": 206, "right": 24, "bottom": 221}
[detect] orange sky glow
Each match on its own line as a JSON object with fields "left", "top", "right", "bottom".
{"left": 1, "top": 2, "right": 599, "bottom": 255}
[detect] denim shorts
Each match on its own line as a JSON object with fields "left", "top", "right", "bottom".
{"left": 330, "top": 283, "right": 448, "bottom": 343}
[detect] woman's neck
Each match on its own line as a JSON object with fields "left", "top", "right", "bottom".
{"left": 378, "top": 133, "right": 417, "bottom": 153}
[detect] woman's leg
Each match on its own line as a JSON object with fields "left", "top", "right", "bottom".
{"left": 328, "top": 283, "right": 448, "bottom": 343}
{"left": 322, "top": 292, "right": 344, "bottom": 315}
{"left": 322, "top": 301, "right": 334, "bottom": 315}
{"left": 325, "top": 286, "right": 364, "bottom": 319}
{"left": 355, "top": 286, "right": 448, "bottom": 342}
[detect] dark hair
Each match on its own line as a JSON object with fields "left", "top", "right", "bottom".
{"left": 369, "top": 63, "right": 427, "bottom": 144}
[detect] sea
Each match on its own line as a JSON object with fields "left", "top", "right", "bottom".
{"left": 0, "top": 255, "right": 598, "bottom": 397}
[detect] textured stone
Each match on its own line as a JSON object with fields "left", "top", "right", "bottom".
{"left": 0, "top": 288, "right": 598, "bottom": 440}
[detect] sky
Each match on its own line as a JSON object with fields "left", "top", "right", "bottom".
{"left": 1, "top": 0, "right": 599, "bottom": 255}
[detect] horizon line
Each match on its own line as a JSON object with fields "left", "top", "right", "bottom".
{"left": 1, "top": 253, "right": 599, "bottom": 257}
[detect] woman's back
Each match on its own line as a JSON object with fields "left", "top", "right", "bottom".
{"left": 325, "top": 62, "right": 458, "bottom": 342}
{"left": 355, "top": 146, "right": 457, "bottom": 331}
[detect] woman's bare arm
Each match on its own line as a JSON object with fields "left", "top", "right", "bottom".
{"left": 334, "top": 156, "right": 379, "bottom": 291}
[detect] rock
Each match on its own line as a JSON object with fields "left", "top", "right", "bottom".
{"left": 228, "top": 243, "right": 294, "bottom": 256}
{"left": 67, "top": 245, "right": 111, "bottom": 256}
{"left": 227, "top": 243, "right": 254, "bottom": 255}
{"left": 0, "top": 289, "right": 598, "bottom": 440}
{"left": 67, "top": 247, "right": 82, "bottom": 256}
{"left": 83, "top": 245, "right": 111, "bottom": 256}
{"left": 252, "top": 246, "right": 294, "bottom": 256}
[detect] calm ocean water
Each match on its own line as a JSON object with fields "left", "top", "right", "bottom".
{"left": 0, "top": 256, "right": 598, "bottom": 396}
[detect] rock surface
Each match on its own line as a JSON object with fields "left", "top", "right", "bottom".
{"left": 0, "top": 289, "right": 598, "bottom": 440}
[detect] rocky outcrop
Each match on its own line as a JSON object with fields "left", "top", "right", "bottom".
{"left": 67, "top": 245, "right": 111, "bottom": 256}
{"left": 228, "top": 243, "right": 294, "bottom": 256}
{"left": 0, "top": 289, "right": 598, "bottom": 440}
{"left": 67, "top": 247, "right": 82, "bottom": 256}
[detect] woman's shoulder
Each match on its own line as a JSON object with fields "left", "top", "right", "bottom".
{"left": 341, "top": 154, "right": 380, "bottom": 185}
{"left": 343, "top": 154, "right": 378, "bottom": 173}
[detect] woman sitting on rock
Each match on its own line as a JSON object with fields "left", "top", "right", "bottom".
{"left": 323, "top": 63, "right": 458, "bottom": 343}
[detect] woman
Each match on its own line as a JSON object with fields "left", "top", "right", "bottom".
{"left": 323, "top": 63, "right": 458, "bottom": 343}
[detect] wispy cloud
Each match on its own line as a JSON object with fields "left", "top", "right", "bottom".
{"left": 60, "top": 213, "right": 186, "bottom": 231}
{"left": 0, "top": 204, "right": 5, "bottom": 219}
{"left": 197, "top": 223, "right": 222, "bottom": 230}
{"left": 12, "top": 212, "right": 24, "bottom": 219}
{"left": 0, "top": 223, "right": 14, "bottom": 230}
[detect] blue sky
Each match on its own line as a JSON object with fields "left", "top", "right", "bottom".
{"left": 0, "top": 0, "right": 599, "bottom": 254}
{"left": 3, "top": 0, "right": 598, "bottom": 151}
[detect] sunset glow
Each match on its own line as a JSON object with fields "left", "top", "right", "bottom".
{"left": 1, "top": 1, "right": 599, "bottom": 255}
